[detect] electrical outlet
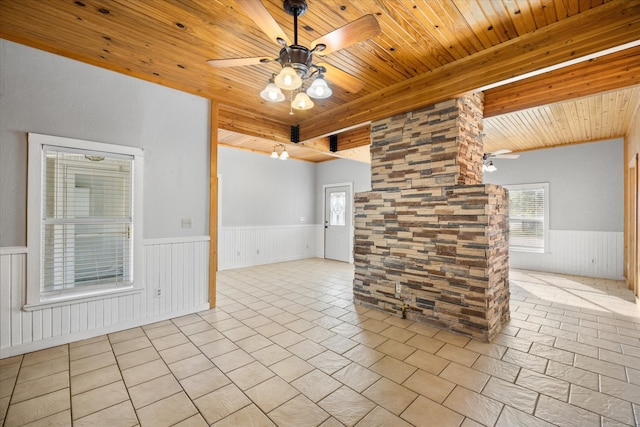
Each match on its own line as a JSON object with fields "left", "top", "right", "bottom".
{"left": 591, "top": 258, "right": 597, "bottom": 264}
{"left": 155, "top": 288, "right": 162, "bottom": 297}
{"left": 257, "top": 249, "right": 260, "bottom": 254}
{"left": 395, "top": 282, "right": 401, "bottom": 295}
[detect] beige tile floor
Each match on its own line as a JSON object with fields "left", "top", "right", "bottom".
{"left": 1, "top": 258, "right": 639, "bottom": 426}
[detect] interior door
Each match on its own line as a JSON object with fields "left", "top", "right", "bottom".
{"left": 324, "top": 185, "right": 351, "bottom": 262}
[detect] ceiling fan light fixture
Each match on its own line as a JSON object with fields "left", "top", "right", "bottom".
{"left": 260, "top": 81, "right": 285, "bottom": 102}
{"left": 485, "top": 161, "right": 497, "bottom": 172}
{"left": 291, "top": 92, "right": 314, "bottom": 110}
{"left": 275, "top": 66, "right": 302, "bottom": 90}
{"left": 209, "top": 0, "right": 380, "bottom": 115}
{"left": 306, "top": 75, "right": 332, "bottom": 99}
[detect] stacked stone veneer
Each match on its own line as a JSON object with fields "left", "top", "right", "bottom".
{"left": 353, "top": 94, "right": 510, "bottom": 342}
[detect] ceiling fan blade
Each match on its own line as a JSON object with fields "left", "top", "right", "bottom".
{"left": 493, "top": 154, "right": 520, "bottom": 159}
{"left": 489, "top": 149, "right": 512, "bottom": 156}
{"left": 312, "top": 15, "right": 380, "bottom": 55}
{"left": 236, "top": 0, "right": 290, "bottom": 46}
{"left": 207, "top": 57, "right": 272, "bottom": 68}
{"left": 318, "top": 62, "right": 364, "bottom": 93}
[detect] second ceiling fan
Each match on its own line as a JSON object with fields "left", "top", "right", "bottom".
{"left": 207, "top": 0, "right": 381, "bottom": 111}
{"left": 483, "top": 149, "right": 520, "bottom": 172}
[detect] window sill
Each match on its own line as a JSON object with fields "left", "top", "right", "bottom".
{"left": 23, "top": 286, "right": 144, "bottom": 312}
{"left": 509, "top": 247, "right": 547, "bottom": 254}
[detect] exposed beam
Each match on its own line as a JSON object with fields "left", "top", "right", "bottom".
{"left": 335, "top": 145, "right": 371, "bottom": 164}
{"left": 217, "top": 105, "right": 349, "bottom": 155}
{"left": 484, "top": 46, "right": 640, "bottom": 117}
{"left": 298, "top": 0, "right": 640, "bottom": 141}
{"left": 218, "top": 104, "right": 291, "bottom": 144}
{"left": 335, "top": 125, "right": 372, "bottom": 151}
{"left": 299, "top": 137, "right": 332, "bottom": 153}
{"left": 299, "top": 126, "right": 372, "bottom": 155}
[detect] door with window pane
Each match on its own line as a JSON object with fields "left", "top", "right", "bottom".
{"left": 324, "top": 185, "right": 351, "bottom": 262}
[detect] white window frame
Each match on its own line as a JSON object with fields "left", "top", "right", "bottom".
{"left": 505, "top": 182, "right": 550, "bottom": 253}
{"left": 25, "top": 133, "right": 144, "bottom": 309}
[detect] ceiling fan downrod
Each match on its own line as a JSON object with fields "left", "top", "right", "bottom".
{"left": 279, "top": 0, "right": 315, "bottom": 81}
{"left": 283, "top": 0, "right": 308, "bottom": 46}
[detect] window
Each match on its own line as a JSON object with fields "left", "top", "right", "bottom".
{"left": 27, "top": 133, "right": 144, "bottom": 307}
{"left": 330, "top": 191, "right": 346, "bottom": 226}
{"left": 505, "top": 183, "right": 549, "bottom": 253}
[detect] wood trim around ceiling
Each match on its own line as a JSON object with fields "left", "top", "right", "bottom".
{"left": 296, "top": 0, "right": 640, "bottom": 141}
{"left": 484, "top": 46, "right": 640, "bottom": 118}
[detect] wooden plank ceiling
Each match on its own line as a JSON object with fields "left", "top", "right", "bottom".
{"left": 1, "top": 0, "right": 639, "bottom": 162}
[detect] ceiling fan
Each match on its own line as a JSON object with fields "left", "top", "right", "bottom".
{"left": 207, "top": 0, "right": 381, "bottom": 111}
{"left": 483, "top": 149, "right": 520, "bottom": 172}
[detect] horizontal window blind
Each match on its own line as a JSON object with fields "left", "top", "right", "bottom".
{"left": 42, "top": 148, "right": 133, "bottom": 292}
{"left": 507, "top": 184, "right": 546, "bottom": 251}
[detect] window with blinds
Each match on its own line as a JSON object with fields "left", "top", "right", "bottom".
{"left": 27, "top": 133, "right": 143, "bottom": 307}
{"left": 41, "top": 147, "right": 134, "bottom": 293}
{"left": 505, "top": 183, "right": 549, "bottom": 252}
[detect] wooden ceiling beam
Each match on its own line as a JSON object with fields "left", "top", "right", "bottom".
{"left": 334, "top": 125, "right": 372, "bottom": 151}
{"left": 217, "top": 105, "right": 337, "bottom": 156}
{"left": 297, "top": 0, "right": 640, "bottom": 141}
{"left": 218, "top": 105, "right": 291, "bottom": 144}
{"left": 484, "top": 46, "right": 640, "bottom": 117}
{"left": 218, "top": 106, "right": 372, "bottom": 155}
{"left": 298, "top": 125, "right": 373, "bottom": 154}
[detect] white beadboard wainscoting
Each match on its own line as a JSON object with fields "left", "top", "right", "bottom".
{"left": 219, "top": 225, "right": 323, "bottom": 270}
{"left": 0, "top": 236, "right": 210, "bottom": 358}
{"left": 510, "top": 230, "right": 624, "bottom": 280}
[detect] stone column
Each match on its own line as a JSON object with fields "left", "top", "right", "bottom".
{"left": 353, "top": 93, "right": 510, "bottom": 342}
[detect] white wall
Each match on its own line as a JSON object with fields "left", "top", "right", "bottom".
{"left": 315, "top": 157, "right": 372, "bottom": 214}
{"left": 218, "top": 146, "right": 316, "bottom": 226}
{"left": 217, "top": 146, "right": 320, "bottom": 269}
{"left": 0, "top": 40, "right": 210, "bottom": 245}
{"left": 314, "top": 158, "right": 372, "bottom": 262}
{"left": 484, "top": 139, "right": 624, "bottom": 279}
{"left": 0, "top": 40, "right": 210, "bottom": 357}
{"left": 1, "top": 239, "right": 209, "bottom": 358}
{"left": 215, "top": 151, "right": 372, "bottom": 269}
